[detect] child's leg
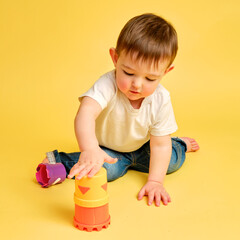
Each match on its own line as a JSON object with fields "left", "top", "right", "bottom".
{"left": 42, "top": 137, "right": 199, "bottom": 179}
{"left": 131, "top": 137, "right": 199, "bottom": 174}
{"left": 42, "top": 148, "right": 133, "bottom": 181}
{"left": 101, "top": 146, "right": 133, "bottom": 182}
{"left": 167, "top": 137, "right": 187, "bottom": 174}
{"left": 43, "top": 150, "right": 81, "bottom": 175}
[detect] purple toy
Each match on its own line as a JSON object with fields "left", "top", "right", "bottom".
{"left": 36, "top": 163, "right": 66, "bottom": 187}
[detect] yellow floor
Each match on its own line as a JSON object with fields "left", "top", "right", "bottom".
{"left": 1, "top": 1, "right": 240, "bottom": 240}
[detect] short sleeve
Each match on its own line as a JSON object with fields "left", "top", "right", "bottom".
{"left": 79, "top": 71, "right": 117, "bottom": 110}
{"left": 150, "top": 94, "right": 178, "bottom": 136}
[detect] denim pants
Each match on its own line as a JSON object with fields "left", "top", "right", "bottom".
{"left": 52, "top": 137, "right": 187, "bottom": 182}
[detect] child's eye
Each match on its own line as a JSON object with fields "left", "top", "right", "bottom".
{"left": 146, "top": 77, "right": 156, "bottom": 81}
{"left": 123, "top": 70, "right": 134, "bottom": 76}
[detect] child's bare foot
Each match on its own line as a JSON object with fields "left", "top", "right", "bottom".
{"left": 42, "top": 157, "right": 49, "bottom": 163}
{"left": 179, "top": 137, "right": 200, "bottom": 153}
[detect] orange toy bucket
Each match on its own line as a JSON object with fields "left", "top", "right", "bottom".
{"left": 73, "top": 168, "right": 110, "bottom": 232}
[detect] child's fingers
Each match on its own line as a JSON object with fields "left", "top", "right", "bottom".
{"left": 68, "top": 167, "right": 78, "bottom": 179}
{"left": 75, "top": 166, "right": 92, "bottom": 180}
{"left": 68, "top": 165, "right": 80, "bottom": 178}
{"left": 161, "top": 192, "right": 170, "bottom": 206}
{"left": 104, "top": 155, "right": 118, "bottom": 164}
{"left": 155, "top": 193, "right": 161, "bottom": 207}
{"left": 137, "top": 187, "right": 146, "bottom": 200}
{"left": 87, "top": 165, "right": 101, "bottom": 178}
{"left": 148, "top": 192, "right": 154, "bottom": 206}
{"left": 68, "top": 163, "right": 85, "bottom": 179}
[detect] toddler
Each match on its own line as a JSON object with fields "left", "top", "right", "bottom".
{"left": 43, "top": 13, "right": 199, "bottom": 206}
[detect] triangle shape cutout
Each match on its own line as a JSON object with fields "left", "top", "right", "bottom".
{"left": 101, "top": 183, "right": 107, "bottom": 191}
{"left": 78, "top": 186, "right": 90, "bottom": 194}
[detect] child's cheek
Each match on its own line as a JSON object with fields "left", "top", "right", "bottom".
{"left": 117, "top": 79, "right": 129, "bottom": 93}
{"left": 143, "top": 84, "right": 156, "bottom": 96}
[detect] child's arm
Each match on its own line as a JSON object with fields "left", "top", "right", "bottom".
{"left": 68, "top": 96, "right": 117, "bottom": 180}
{"left": 138, "top": 134, "right": 172, "bottom": 206}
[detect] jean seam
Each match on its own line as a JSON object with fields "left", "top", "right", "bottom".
{"left": 143, "top": 144, "right": 150, "bottom": 156}
{"left": 130, "top": 152, "right": 136, "bottom": 166}
{"left": 136, "top": 163, "right": 149, "bottom": 171}
{"left": 169, "top": 141, "right": 182, "bottom": 171}
{"left": 120, "top": 166, "right": 129, "bottom": 177}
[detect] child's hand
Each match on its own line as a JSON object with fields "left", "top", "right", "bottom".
{"left": 68, "top": 147, "right": 117, "bottom": 180}
{"left": 137, "top": 180, "right": 171, "bottom": 206}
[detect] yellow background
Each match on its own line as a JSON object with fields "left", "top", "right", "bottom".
{"left": 0, "top": 0, "right": 240, "bottom": 239}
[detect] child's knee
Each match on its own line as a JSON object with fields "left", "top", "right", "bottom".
{"left": 103, "top": 162, "right": 125, "bottom": 182}
{"left": 167, "top": 140, "right": 186, "bottom": 174}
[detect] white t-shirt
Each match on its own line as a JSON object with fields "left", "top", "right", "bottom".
{"left": 79, "top": 70, "right": 178, "bottom": 152}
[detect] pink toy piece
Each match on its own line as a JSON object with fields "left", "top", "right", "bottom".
{"left": 36, "top": 163, "right": 66, "bottom": 187}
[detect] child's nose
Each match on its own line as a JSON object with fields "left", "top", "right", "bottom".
{"left": 132, "top": 77, "right": 142, "bottom": 89}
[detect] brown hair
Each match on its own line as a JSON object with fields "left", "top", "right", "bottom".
{"left": 116, "top": 13, "right": 178, "bottom": 68}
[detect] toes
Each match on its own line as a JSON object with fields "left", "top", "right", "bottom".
{"left": 189, "top": 138, "right": 196, "bottom": 143}
{"left": 180, "top": 137, "right": 200, "bottom": 152}
{"left": 192, "top": 145, "right": 200, "bottom": 151}
{"left": 188, "top": 139, "right": 199, "bottom": 148}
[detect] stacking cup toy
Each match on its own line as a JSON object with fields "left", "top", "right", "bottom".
{"left": 73, "top": 167, "right": 110, "bottom": 232}
{"left": 36, "top": 163, "right": 66, "bottom": 187}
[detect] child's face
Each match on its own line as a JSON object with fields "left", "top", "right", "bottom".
{"left": 110, "top": 48, "right": 172, "bottom": 106}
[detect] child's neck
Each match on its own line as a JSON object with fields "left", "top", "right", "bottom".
{"left": 129, "top": 98, "right": 144, "bottom": 109}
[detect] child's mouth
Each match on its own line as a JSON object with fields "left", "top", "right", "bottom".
{"left": 130, "top": 90, "right": 139, "bottom": 94}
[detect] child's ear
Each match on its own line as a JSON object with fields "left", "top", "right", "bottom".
{"left": 109, "top": 48, "right": 118, "bottom": 66}
{"left": 165, "top": 65, "right": 175, "bottom": 74}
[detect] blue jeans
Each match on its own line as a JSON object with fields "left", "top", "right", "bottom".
{"left": 52, "top": 137, "right": 187, "bottom": 182}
